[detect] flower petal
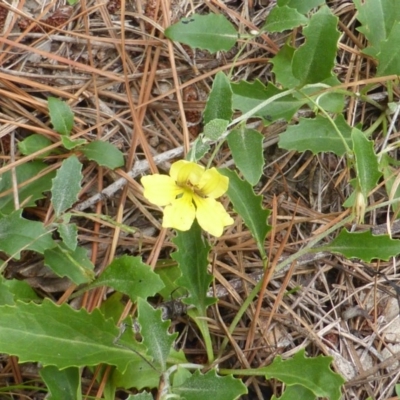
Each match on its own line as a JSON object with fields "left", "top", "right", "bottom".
{"left": 194, "top": 196, "right": 234, "bottom": 237}
{"left": 141, "top": 175, "right": 182, "bottom": 206}
{"left": 162, "top": 191, "right": 195, "bottom": 231}
{"left": 197, "top": 168, "right": 229, "bottom": 198}
{"left": 170, "top": 160, "right": 204, "bottom": 186}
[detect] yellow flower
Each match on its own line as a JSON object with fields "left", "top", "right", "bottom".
{"left": 141, "top": 160, "right": 234, "bottom": 237}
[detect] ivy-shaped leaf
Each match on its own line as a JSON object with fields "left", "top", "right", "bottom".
{"left": 0, "top": 300, "right": 144, "bottom": 371}
{"left": 292, "top": 6, "right": 340, "bottom": 85}
{"left": 279, "top": 114, "right": 352, "bottom": 156}
{"left": 165, "top": 14, "right": 237, "bottom": 54}
{"left": 91, "top": 255, "right": 165, "bottom": 301}
{"left": 172, "top": 221, "right": 215, "bottom": 314}
{"left": 261, "top": 349, "right": 345, "bottom": 400}
{"left": 0, "top": 210, "right": 55, "bottom": 259}
{"left": 317, "top": 229, "right": 400, "bottom": 262}
{"left": 172, "top": 369, "right": 247, "bottom": 400}
{"left": 220, "top": 169, "right": 271, "bottom": 259}
{"left": 137, "top": 298, "right": 178, "bottom": 371}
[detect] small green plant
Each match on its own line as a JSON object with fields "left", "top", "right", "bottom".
{"left": 1, "top": 0, "right": 400, "bottom": 399}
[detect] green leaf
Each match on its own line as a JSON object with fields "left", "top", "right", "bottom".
{"left": 203, "top": 119, "right": 229, "bottom": 141}
{"left": 57, "top": 222, "right": 78, "bottom": 251}
{"left": 18, "top": 134, "right": 53, "bottom": 157}
{"left": 112, "top": 359, "right": 159, "bottom": 391}
{"left": 0, "top": 278, "right": 15, "bottom": 305}
{"left": 220, "top": 169, "right": 271, "bottom": 258}
{"left": 91, "top": 255, "right": 165, "bottom": 301}
{"left": 80, "top": 141, "right": 124, "bottom": 169}
{"left": 318, "top": 229, "right": 400, "bottom": 262}
{"left": 227, "top": 126, "right": 264, "bottom": 186}
{"left": 263, "top": 6, "right": 308, "bottom": 32}
{"left": 272, "top": 385, "right": 315, "bottom": 400}
{"left": 164, "top": 14, "right": 237, "bottom": 54}
{"left": 0, "top": 300, "right": 144, "bottom": 371}
{"left": 231, "top": 80, "right": 304, "bottom": 123}
{"left": 44, "top": 243, "right": 95, "bottom": 285}
{"left": 187, "top": 138, "right": 211, "bottom": 162}
{"left": 278, "top": 114, "right": 352, "bottom": 156}
{"left": 172, "top": 221, "right": 215, "bottom": 314}
{"left": 51, "top": 156, "right": 83, "bottom": 217}
{"left": 41, "top": 366, "right": 82, "bottom": 400}
{"left": 292, "top": 6, "right": 340, "bottom": 85}
{"left": 381, "top": 154, "right": 400, "bottom": 217}
{"left": 155, "top": 262, "right": 185, "bottom": 300}
{"left": 61, "top": 137, "right": 86, "bottom": 149}
{"left": 172, "top": 369, "right": 247, "bottom": 400}
{"left": 137, "top": 298, "right": 177, "bottom": 371}
{"left": 48, "top": 97, "right": 74, "bottom": 136}
{"left": 376, "top": 22, "right": 400, "bottom": 76}
{"left": 352, "top": 128, "right": 382, "bottom": 198}
{"left": 261, "top": 349, "right": 345, "bottom": 400}
{"left": 0, "top": 210, "right": 55, "bottom": 259}
{"left": 277, "top": 0, "right": 325, "bottom": 14}
{"left": 354, "top": 0, "right": 400, "bottom": 57}
{"left": 203, "top": 72, "right": 233, "bottom": 124}
{"left": 0, "top": 161, "right": 56, "bottom": 215}
{"left": 126, "top": 393, "right": 154, "bottom": 400}
{"left": 271, "top": 44, "right": 300, "bottom": 88}
{"left": 2, "top": 278, "right": 40, "bottom": 303}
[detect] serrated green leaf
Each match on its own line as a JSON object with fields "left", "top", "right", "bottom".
{"left": 51, "top": 156, "right": 83, "bottom": 217}
{"left": 204, "top": 72, "right": 233, "bottom": 124}
{"left": 263, "top": 6, "right": 308, "bottom": 32}
{"left": 91, "top": 255, "right": 164, "bottom": 301}
{"left": 231, "top": 80, "right": 304, "bottom": 124}
{"left": 352, "top": 128, "right": 382, "bottom": 198}
{"left": 80, "top": 141, "right": 124, "bottom": 169}
{"left": 278, "top": 114, "right": 352, "bottom": 156}
{"left": 318, "top": 229, "right": 400, "bottom": 262}
{"left": 41, "top": 366, "right": 81, "bottom": 400}
{"left": 0, "top": 300, "right": 144, "bottom": 371}
{"left": 155, "top": 262, "right": 185, "bottom": 300}
{"left": 277, "top": 0, "right": 325, "bottom": 14}
{"left": 48, "top": 97, "right": 74, "bottom": 136}
{"left": 172, "top": 369, "right": 247, "bottom": 400}
{"left": 220, "top": 169, "right": 271, "bottom": 258}
{"left": 165, "top": 14, "right": 237, "bottom": 54}
{"left": 261, "top": 349, "right": 345, "bottom": 400}
{"left": 271, "top": 384, "right": 315, "bottom": 400}
{"left": 292, "top": 6, "right": 340, "bottom": 85}
{"left": 137, "top": 298, "right": 177, "bottom": 371}
{"left": 0, "top": 161, "right": 56, "bottom": 215}
{"left": 0, "top": 210, "right": 55, "bottom": 259}
{"left": 18, "top": 134, "right": 53, "bottom": 157}
{"left": 61, "top": 137, "right": 86, "bottom": 149}
{"left": 44, "top": 243, "right": 95, "bottom": 285}
{"left": 354, "top": 0, "right": 400, "bottom": 57}
{"left": 376, "top": 22, "right": 400, "bottom": 76}
{"left": 172, "top": 221, "right": 215, "bottom": 313}
{"left": 227, "top": 127, "right": 264, "bottom": 186}
{"left": 57, "top": 222, "right": 78, "bottom": 251}
{"left": 203, "top": 119, "right": 229, "bottom": 141}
